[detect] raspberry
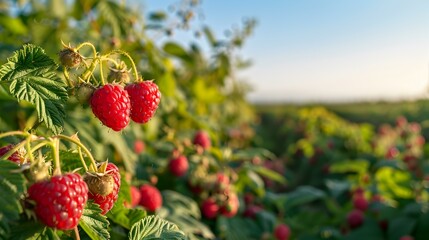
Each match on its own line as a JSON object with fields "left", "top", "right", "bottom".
{"left": 353, "top": 196, "right": 368, "bottom": 212}
{"left": 134, "top": 140, "right": 145, "bottom": 154}
{"left": 125, "top": 81, "right": 161, "bottom": 124}
{"left": 347, "top": 209, "right": 364, "bottom": 229}
{"left": 201, "top": 198, "right": 219, "bottom": 219}
{"left": 168, "top": 155, "right": 189, "bottom": 177}
{"left": 0, "top": 144, "right": 21, "bottom": 164}
{"left": 85, "top": 163, "right": 120, "bottom": 215}
{"left": 274, "top": 224, "right": 291, "bottom": 240}
{"left": 28, "top": 173, "right": 88, "bottom": 230}
{"left": 243, "top": 204, "right": 262, "bottom": 219}
{"left": 193, "top": 130, "right": 211, "bottom": 150}
{"left": 216, "top": 172, "right": 230, "bottom": 189}
{"left": 138, "top": 184, "right": 162, "bottom": 212}
{"left": 400, "top": 236, "right": 414, "bottom": 240}
{"left": 90, "top": 84, "right": 131, "bottom": 131}
{"left": 130, "top": 186, "right": 141, "bottom": 207}
{"left": 220, "top": 193, "right": 239, "bottom": 218}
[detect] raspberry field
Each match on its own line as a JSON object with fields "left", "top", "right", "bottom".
{"left": 0, "top": 1, "right": 428, "bottom": 240}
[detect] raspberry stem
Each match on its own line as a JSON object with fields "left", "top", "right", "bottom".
{"left": 99, "top": 59, "right": 106, "bottom": 85}
{"left": 78, "top": 147, "right": 89, "bottom": 171}
{"left": 50, "top": 138, "right": 62, "bottom": 176}
{"left": 73, "top": 226, "right": 81, "bottom": 240}
{"left": 76, "top": 42, "right": 97, "bottom": 59}
{"left": 56, "top": 134, "right": 98, "bottom": 172}
{"left": 0, "top": 130, "right": 30, "bottom": 139}
{"left": 106, "top": 50, "right": 139, "bottom": 81}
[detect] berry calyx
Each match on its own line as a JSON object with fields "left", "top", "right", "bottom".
{"left": 274, "top": 223, "right": 291, "bottom": 240}
{"left": 58, "top": 46, "right": 82, "bottom": 68}
{"left": 28, "top": 173, "right": 88, "bottom": 230}
{"left": 84, "top": 162, "right": 121, "bottom": 215}
{"left": 138, "top": 184, "right": 163, "bottom": 212}
{"left": 168, "top": 155, "right": 189, "bottom": 177}
{"left": 90, "top": 84, "right": 131, "bottom": 131}
{"left": 201, "top": 198, "right": 219, "bottom": 219}
{"left": 193, "top": 130, "right": 211, "bottom": 150}
{"left": 125, "top": 81, "right": 161, "bottom": 124}
{"left": 108, "top": 62, "right": 130, "bottom": 83}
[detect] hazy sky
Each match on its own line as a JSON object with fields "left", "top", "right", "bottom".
{"left": 143, "top": 1, "right": 429, "bottom": 103}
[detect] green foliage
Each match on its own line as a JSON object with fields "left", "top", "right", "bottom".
{"left": 129, "top": 215, "right": 186, "bottom": 240}
{"left": 0, "top": 44, "right": 67, "bottom": 134}
{"left": 79, "top": 202, "right": 110, "bottom": 240}
{"left": 0, "top": 160, "right": 26, "bottom": 237}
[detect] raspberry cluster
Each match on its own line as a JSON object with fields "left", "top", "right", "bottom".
{"left": 90, "top": 81, "right": 161, "bottom": 131}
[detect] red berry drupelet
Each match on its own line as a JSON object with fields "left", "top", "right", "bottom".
{"left": 168, "top": 155, "right": 189, "bottom": 177}
{"left": 125, "top": 81, "right": 161, "bottom": 124}
{"left": 86, "top": 163, "right": 121, "bottom": 215}
{"left": 0, "top": 144, "right": 21, "bottom": 164}
{"left": 90, "top": 84, "right": 131, "bottom": 131}
{"left": 139, "top": 184, "right": 163, "bottom": 212}
{"left": 28, "top": 173, "right": 88, "bottom": 230}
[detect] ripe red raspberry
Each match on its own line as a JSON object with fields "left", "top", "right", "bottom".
{"left": 134, "top": 140, "right": 145, "bottom": 154}
{"left": 220, "top": 193, "right": 240, "bottom": 218}
{"left": 0, "top": 144, "right": 21, "bottom": 164}
{"left": 139, "top": 184, "right": 162, "bottom": 212}
{"left": 274, "top": 223, "right": 291, "bottom": 240}
{"left": 347, "top": 209, "right": 364, "bottom": 229}
{"left": 125, "top": 81, "right": 161, "bottom": 124}
{"left": 353, "top": 196, "right": 368, "bottom": 212}
{"left": 193, "top": 130, "right": 211, "bottom": 150}
{"left": 130, "top": 186, "right": 141, "bottom": 207}
{"left": 90, "top": 84, "right": 131, "bottom": 131}
{"left": 201, "top": 198, "right": 219, "bottom": 219}
{"left": 85, "top": 163, "right": 121, "bottom": 215}
{"left": 168, "top": 155, "right": 189, "bottom": 177}
{"left": 28, "top": 173, "right": 88, "bottom": 230}
{"left": 243, "top": 204, "right": 263, "bottom": 219}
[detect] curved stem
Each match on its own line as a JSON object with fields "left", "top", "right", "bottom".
{"left": 55, "top": 135, "right": 98, "bottom": 171}
{"left": 50, "top": 138, "right": 61, "bottom": 176}
{"left": 30, "top": 141, "right": 51, "bottom": 154}
{"left": 73, "top": 226, "right": 81, "bottom": 240}
{"left": 106, "top": 50, "right": 139, "bottom": 81}
{"left": 25, "top": 135, "right": 34, "bottom": 163}
{"left": 77, "top": 147, "right": 89, "bottom": 171}
{"left": 76, "top": 42, "right": 97, "bottom": 59}
{"left": 63, "top": 68, "right": 73, "bottom": 87}
{"left": 99, "top": 58, "right": 106, "bottom": 85}
{"left": 0, "top": 131, "right": 29, "bottom": 139}
{"left": 81, "top": 58, "right": 99, "bottom": 83}
{"left": 101, "top": 57, "right": 120, "bottom": 68}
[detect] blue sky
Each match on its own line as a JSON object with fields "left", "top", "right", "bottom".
{"left": 143, "top": 1, "right": 429, "bottom": 103}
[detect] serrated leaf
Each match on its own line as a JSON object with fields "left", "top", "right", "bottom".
{"left": 0, "top": 160, "right": 26, "bottom": 237}
{"left": 0, "top": 44, "right": 67, "bottom": 134}
{"left": 107, "top": 194, "right": 146, "bottom": 230}
{"left": 79, "top": 201, "right": 110, "bottom": 240}
{"left": 129, "top": 215, "right": 186, "bottom": 240}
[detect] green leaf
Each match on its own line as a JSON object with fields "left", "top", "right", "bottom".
{"left": 387, "top": 216, "right": 416, "bottom": 240}
{"left": 0, "top": 44, "right": 67, "bottom": 134}
{"left": 129, "top": 215, "right": 186, "bottom": 240}
{"left": 329, "top": 159, "right": 369, "bottom": 174}
{"left": 107, "top": 192, "right": 146, "bottom": 230}
{"left": 216, "top": 216, "right": 261, "bottom": 240}
{"left": 0, "top": 160, "right": 26, "bottom": 236}
{"left": 344, "top": 218, "right": 383, "bottom": 240}
{"left": 415, "top": 212, "right": 429, "bottom": 240}
{"left": 251, "top": 165, "right": 286, "bottom": 184}
{"left": 160, "top": 191, "right": 215, "bottom": 239}
{"left": 284, "top": 186, "right": 326, "bottom": 210}
{"left": 79, "top": 201, "right": 110, "bottom": 240}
